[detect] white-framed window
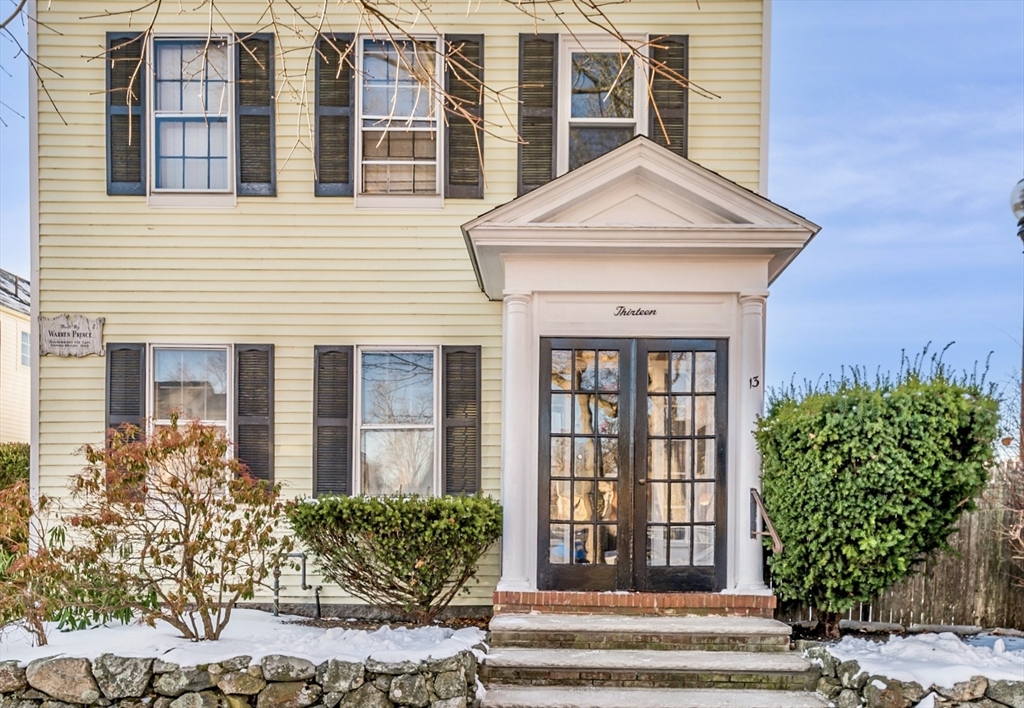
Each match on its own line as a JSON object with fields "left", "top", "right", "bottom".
{"left": 356, "top": 36, "right": 444, "bottom": 207}
{"left": 557, "top": 37, "right": 648, "bottom": 175}
{"left": 150, "top": 37, "right": 233, "bottom": 195}
{"left": 354, "top": 347, "right": 440, "bottom": 496}
{"left": 19, "top": 331, "right": 30, "bottom": 367}
{"left": 148, "top": 345, "right": 232, "bottom": 437}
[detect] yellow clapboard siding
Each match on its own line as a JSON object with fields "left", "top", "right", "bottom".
{"left": 35, "top": 0, "right": 765, "bottom": 605}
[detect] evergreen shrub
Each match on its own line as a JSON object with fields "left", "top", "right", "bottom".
{"left": 0, "top": 443, "right": 30, "bottom": 489}
{"left": 755, "top": 351, "right": 999, "bottom": 636}
{"left": 288, "top": 494, "right": 502, "bottom": 624}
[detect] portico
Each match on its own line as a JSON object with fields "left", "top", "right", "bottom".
{"left": 462, "top": 137, "right": 820, "bottom": 596}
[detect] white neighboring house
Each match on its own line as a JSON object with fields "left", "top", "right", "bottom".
{"left": 0, "top": 269, "right": 31, "bottom": 443}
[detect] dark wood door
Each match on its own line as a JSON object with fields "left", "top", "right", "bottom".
{"left": 538, "top": 338, "right": 728, "bottom": 592}
{"left": 633, "top": 339, "right": 728, "bottom": 592}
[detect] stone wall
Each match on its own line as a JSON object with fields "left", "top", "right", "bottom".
{"left": 801, "top": 643, "right": 1024, "bottom": 708}
{"left": 0, "top": 651, "right": 479, "bottom": 708}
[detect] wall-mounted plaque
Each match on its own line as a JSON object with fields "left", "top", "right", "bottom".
{"left": 38, "top": 314, "right": 105, "bottom": 357}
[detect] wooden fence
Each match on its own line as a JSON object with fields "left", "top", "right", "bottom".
{"left": 774, "top": 476, "right": 1024, "bottom": 630}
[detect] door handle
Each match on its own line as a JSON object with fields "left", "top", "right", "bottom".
{"left": 637, "top": 479, "right": 646, "bottom": 485}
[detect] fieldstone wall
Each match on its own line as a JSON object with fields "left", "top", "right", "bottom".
{"left": 802, "top": 643, "right": 1024, "bottom": 708}
{"left": 0, "top": 651, "right": 479, "bottom": 708}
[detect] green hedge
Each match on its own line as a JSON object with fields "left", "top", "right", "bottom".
{"left": 754, "top": 354, "right": 998, "bottom": 634}
{"left": 0, "top": 443, "right": 29, "bottom": 489}
{"left": 288, "top": 495, "right": 502, "bottom": 624}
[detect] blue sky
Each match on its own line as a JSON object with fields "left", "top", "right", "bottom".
{"left": 1, "top": 0, "right": 1022, "bottom": 393}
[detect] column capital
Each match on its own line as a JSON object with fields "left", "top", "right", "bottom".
{"left": 739, "top": 294, "right": 767, "bottom": 314}
{"left": 503, "top": 292, "right": 532, "bottom": 311}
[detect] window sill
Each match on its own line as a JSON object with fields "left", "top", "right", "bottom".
{"left": 354, "top": 194, "right": 444, "bottom": 211}
{"left": 148, "top": 192, "right": 237, "bottom": 209}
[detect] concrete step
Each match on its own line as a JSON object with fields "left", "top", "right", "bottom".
{"left": 481, "top": 687, "right": 828, "bottom": 708}
{"left": 480, "top": 648, "right": 817, "bottom": 692}
{"left": 489, "top": 614, "right": 792, "bottom": 652}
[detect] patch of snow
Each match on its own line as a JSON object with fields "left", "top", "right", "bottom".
{"left": 828, "top": 632, "right": 1024, "bottom": 689}
{"left": 915, "top": 694, "right": 937, "bottom": 708}
{"left": 870, "top": 679, "right": 887, "bottom": 690}
{"left": 0, "top": 609, "right": 486, "bottom": 668}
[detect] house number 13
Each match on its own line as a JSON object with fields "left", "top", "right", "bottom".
{"left": 749, "top": 376, "right": 760, "bottom": 389}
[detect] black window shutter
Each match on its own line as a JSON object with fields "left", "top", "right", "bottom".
{"left": 235, "top": 344, "right": 274, "bottom": 482}
{"left": 313, "top": 346, "right": 354, "bottom": 496}
{"left": 518, "top": 34, "right": 557, "bottom": 196}
{"left": 648, "top": 35, "right": 689, "bottom": 157}
{"left": 106, "top": 343, "right": 146, "bottom": 437}
{"left": 442, "top": 346, "right": 481, "bottom": 495}
{"left": 315, "top": 34, "right": 355, "bottom": 197}
{"left": 236, "top": 34, "right": 276, "bottom": 196}
{"left": 106, "top": 33, "right": 145, "bottom": 196}
{"left": 444, "top": 35, "right": 484, "bottom": 199}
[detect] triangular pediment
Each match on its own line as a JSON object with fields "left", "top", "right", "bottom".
{"left": 462, "top": 137, "right": 821, "bottom": 299}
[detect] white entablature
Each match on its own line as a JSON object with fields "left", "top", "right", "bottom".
{"left": 462, "top": 137, "right": 821, "bottom": 300}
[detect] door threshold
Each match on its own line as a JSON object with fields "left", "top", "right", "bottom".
{"left": 493, "top": 590, "right": 775, "bottom": 618}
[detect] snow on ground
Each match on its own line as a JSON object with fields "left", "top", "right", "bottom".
{"left": 827, "top": 632, "right": 1024, "bottom": 688}
{"left": 0, "top": 609, "right": 486, "bottom": 668}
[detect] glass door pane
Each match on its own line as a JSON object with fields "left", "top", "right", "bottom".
{"left": 540, "top": 339, "right": 629, "bottom": 591}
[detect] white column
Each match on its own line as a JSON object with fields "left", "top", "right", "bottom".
{"left": 497, "top": 292, "right": 534, "bottom": 591}
{"left": 733, "top": 294, "right": 769, "bottom": 593}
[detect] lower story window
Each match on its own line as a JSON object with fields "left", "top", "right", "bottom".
{"left": 151, "top": 346, "right": 230, "bottom": 433}
{"left": 358, "top": 348, "right": 438, "bottom": 495}
{"left": 20, "top": 331, "right": 30, "bottom": 366}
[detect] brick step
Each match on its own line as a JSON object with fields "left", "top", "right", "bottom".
{"left": 480, "top": 648, "right": 818, "bottom": 692}
{"left": 493, "top": 592, "right": 775, "bottom": 618}
{"left": 489, "top": 614, "right": 791, "bottom": 652}
{"left": 481, "top": 687, "right": 828, "bottom": 708}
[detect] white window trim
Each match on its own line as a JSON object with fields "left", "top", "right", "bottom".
{"left": 146, "top": 344, "right": 234, "bottom": 451}
{"left": 556, "top": 35, "right": 649, "bottom": 177}
{"left": 354, "top": 35, "right": 445, "bottom": 210}
{"left": 352, "top": 345, "right": 442, "bottom": 496}
{"left": 147, "top": 35, "right": 237, "bottom": 206}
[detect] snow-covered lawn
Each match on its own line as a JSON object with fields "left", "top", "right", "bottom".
{"left": 0, "top": 609, "right": 486, "bottom": 668}
{"left": 828, "top": 632, "right": 1024, "bottom": 688}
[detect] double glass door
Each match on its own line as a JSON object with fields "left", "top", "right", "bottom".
{"left": 538, "top": 338, "right": 728, "bottom": 592}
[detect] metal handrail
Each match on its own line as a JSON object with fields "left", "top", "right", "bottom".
{"left": 750, "top": 488, "right": 783, "bottom": 554}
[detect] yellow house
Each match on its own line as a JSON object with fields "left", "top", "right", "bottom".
{"left": 0, "top": 269, "right": 31, "bottom": 444}
{"left": 30, "top": 0, "right": 819, "bottom": 612}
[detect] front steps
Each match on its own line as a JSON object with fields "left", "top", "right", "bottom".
{"left": 489, "top": 614, "right": 792, "bottom": 653}
{"left": 482, "top": 648, "right": 817, "bottom": 691}
{"left": 482, "top": 687, "right": 827, "bottom": 708}
{"left": 480, "top": 611, "right": 825, "bottom": 708}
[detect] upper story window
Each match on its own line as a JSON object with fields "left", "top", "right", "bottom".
{"left": 152, "top": 39, "right": 232, "bottom": 192}
{"left": 518, "top": 34, "right": 687, "bottom": 196}
{"left": 314, "top": 34, "right": 484, "bottom": 202}
{"left": 106, "top": 32, "right": 275, "bottom": 199}
{"left": 357, "top": 38, "right": 443, "bottom": 203}
{"left": 20, "top": 331, "right": 30, "bottom": 367}
{"left": 557, "top": 38, "right": 646, "bottom": 176}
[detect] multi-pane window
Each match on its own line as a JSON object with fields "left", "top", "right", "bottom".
{"left": 359, "top": 38, "right": 441, "bottom": 196}
{"left": 558, "top": 40, "right": 644, "bottom": 174}
{"left": 151, "top": 347, "right": 229, "bottom": 432}
{"left": 153, "top": 39, "right": 231, "bottom": 191}
{"left": 19, "top": 331, "right": 30, "bottom": 366}
{"left": 646, "top": 350, "right": 717, "bottom": 568}
{"left": 358, "top": 350, "right": 437, "bottom": 495}
{"left": 548, "top": 349, "right": 620, "bottom": 566}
